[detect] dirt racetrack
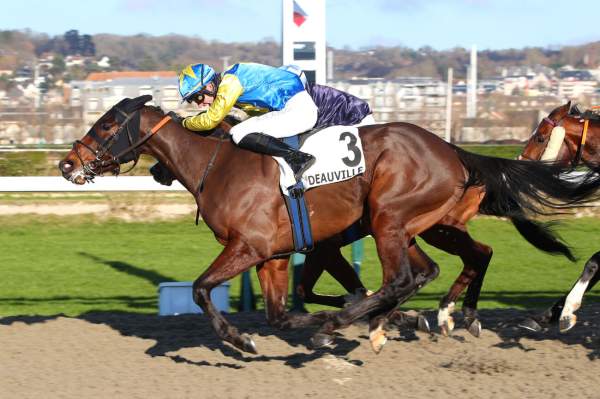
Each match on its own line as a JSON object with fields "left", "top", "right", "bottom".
{"left": 1, "top": 305, "right": 599, "bottom": 399}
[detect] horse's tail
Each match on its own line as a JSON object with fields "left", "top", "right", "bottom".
{"left": 453, "top": 146, "right": 600, "bottom": 260}
{"left": 510, "top": 217, "right": 575, "bottom": 261}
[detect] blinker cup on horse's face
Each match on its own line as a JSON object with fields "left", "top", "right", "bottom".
{"left": 520, "top": 103, "right": 572, "bottom": 166}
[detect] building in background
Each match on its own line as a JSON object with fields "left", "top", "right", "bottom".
{"left": 70, "top": 71, "right": 181, "bottom": 128}
{"left": 557, "top": 67, "right": 598, "bottom": 99}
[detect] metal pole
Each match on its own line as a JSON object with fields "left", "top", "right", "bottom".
{"left": 238, "top": 270, "right": 256, "bottom": 312}
{"left": 351, "top": 239, "right": 364, "bottom": 276}
{"left": 445, "top": 67, "right": 453, "bottom": 143}
{"left": 291, "top": 252, "right": 306, "bottom": 311}
{"left": 467, "top": 45, "right": 477, "bottom": 118}
{"left": 220, "top": 56, "right": 231, "bottom": 72}
{"left": 327, "top": 49, "right": 334, "bottom": 83}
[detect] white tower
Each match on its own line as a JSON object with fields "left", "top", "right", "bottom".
{"left": 467, "top": 45, "right": 478, "bottom": 118}
{"left": 282, "top": 0, "right": 327, "bottom": 84}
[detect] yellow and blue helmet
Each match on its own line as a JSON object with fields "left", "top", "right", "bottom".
{"left": 178, "top": 63, "right": 216, "bottom": 102}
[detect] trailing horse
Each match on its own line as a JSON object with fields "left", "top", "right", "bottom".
{"left": 59, "top": 96, "right": 600, "bottom": 354}
{"left": 519, "top": 101, "right": 600, "bottom": 333}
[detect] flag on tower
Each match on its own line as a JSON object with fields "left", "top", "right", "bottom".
{"left": 293, "top": 0, "right": 308, "bottom": 27}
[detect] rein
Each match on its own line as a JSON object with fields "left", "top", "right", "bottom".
{"left": 572, "top": 118, "right": 589, "bottom": 168}
{"left": 194, "top": 134, "right": 226, "bottom": 225}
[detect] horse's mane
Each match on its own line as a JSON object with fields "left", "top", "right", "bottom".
{"left": 145, "top": 104, "right": 243, "bottom": 127}
{"left": 146, "top": 104, "right": 166, "bottom": 115}
{"left": 142, "top": 105, "right": 240, "bottom": 141}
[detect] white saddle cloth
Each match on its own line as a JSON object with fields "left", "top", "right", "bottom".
{"left": 274, "top": 125, "right": 366, "bottom": 195}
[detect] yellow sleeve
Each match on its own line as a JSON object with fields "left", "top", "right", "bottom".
{"left": 182, "top": 74, "right": 244, "bottom": 131}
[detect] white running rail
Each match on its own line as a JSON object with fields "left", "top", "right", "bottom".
{"left": 0, "top": 176, "right": 186, "bottom": 192}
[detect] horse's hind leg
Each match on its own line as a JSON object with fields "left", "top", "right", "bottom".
{"left": 193, "top": 239, "right": 266, "bottom": 353}
{"left": 310, "top": 226, "right": 418, "bottom": 352}
{"left": 420, "top": 224, "right": 493, "bottom": 337}
{"left": 387, "top": 240, "right": 439, "bottom": 333}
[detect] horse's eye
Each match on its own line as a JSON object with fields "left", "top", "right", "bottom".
{"left": 536, "top": 134, "right": 545, "bottom": 143}
{"left": 101, "top": 123, "right": 111, "bottom": 131}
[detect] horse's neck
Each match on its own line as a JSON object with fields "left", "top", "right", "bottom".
{"left": 585, "top": 119, "right": 600, "bottom": 164}
{"left": 141, "top": 111, "right": 228, "bottom": 195}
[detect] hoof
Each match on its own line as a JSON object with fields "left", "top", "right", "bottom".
{"left": 240, "top": 333, "right": 257, "bottom": 354}
{"left": 559, "top": 314, "right": 577, "bottom": 333}
{"left": 369, "top": 325, "right": 388, "bottom": 354}
{"left": 440, "top": 316, "right": 455, "bottom": 337}
{"left": 417, "top": 315, "right": 431, "bottom": 333}
{"left": 518, "top": 318, "right": 543, "bottom": 332}
{"left": 310, "top": 333, "right": 335, "bottom": 349}
{"left": 466, "top": 319, "right": 482, "bottom": 338}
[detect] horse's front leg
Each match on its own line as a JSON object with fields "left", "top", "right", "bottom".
{"left": 519, "top": 253, "right": 600, "bottom": 333}
{"left": 254, "top": 255, "right": 338, "bottom": 330}
{"left": 256, "top": 258, "right": 290, "bottom": 327}
{"left": 193, "top": 239, "right": 266, "bottom": 354}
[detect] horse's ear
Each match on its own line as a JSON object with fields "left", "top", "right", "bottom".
{"left": 127, "top": 95, "right": 153, "bottom": 111}
{"left": 119, "top": 95, "right": 153, "bottom": 114}
{"left": 566, "top": 100, "right": 573, "bottom": 113}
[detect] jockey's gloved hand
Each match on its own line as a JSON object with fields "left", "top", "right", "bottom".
{"left": 167, "top": 111, "right": 185, "bottom": 125}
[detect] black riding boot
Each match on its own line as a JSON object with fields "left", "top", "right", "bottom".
{"left": 237, "top": 133, "right": 315, "bottom": 181}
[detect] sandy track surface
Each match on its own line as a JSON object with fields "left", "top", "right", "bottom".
{"left": 1, "top": 305, "right": 600, "bottom": 399}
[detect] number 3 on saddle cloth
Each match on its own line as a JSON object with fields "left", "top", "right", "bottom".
{"left": 278, "top": 125, "right": 367, "bottom": 253}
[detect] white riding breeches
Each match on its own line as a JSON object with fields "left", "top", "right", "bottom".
{"left": 230, "top": 90, "right": 318, "bottom": 144}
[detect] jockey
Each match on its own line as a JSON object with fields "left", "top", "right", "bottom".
{"left": 152, "top": 62, "right": 374, "bottom": 186}
{"left": 178, "top": 62, "right": 316, "bottom": 181}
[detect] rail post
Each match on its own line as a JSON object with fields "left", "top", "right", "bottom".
{"left": 351, "top": 239, "right": 364, "bottom": 277}
{"left": 238, "top": 270, "right": 256, "bottom": 311}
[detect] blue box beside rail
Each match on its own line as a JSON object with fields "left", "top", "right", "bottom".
{"left": 158, "top": 281, "right": 230, "bottom": 315}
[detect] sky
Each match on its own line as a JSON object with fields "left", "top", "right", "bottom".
{"left": 1, "top": 0, "right": 599, "bottom": 50}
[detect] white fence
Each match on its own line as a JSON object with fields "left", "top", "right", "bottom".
{"left": 0, "top": 176, "right": 186, "bottom": 192}
{"left": 0, "top": 171, "right": 589, "bottom": 193}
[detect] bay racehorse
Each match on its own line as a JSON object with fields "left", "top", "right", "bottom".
{"left": 59, "top": 96, "right": 600, "bottom": 354}
{"left": 519, "top": 101, "right": 600, "bottom": 333}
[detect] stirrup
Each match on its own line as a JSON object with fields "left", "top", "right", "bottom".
{"left": 288, "top": 185, "right": 305, "bottom": 199}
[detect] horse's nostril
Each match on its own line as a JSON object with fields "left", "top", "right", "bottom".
{"left": 59, "top": 160, "right": 74, "bottom": 174}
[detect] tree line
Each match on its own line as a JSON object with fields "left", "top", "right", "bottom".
{"left": 0, "top": 29, "right": 598, "bottom": 80}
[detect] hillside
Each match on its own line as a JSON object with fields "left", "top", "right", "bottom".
{"left": 0, "top": 29, "right": 599, "bottom": 80}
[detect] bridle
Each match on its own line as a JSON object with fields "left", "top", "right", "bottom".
{"left": 72, "top": 106, "right": 171, "bottom": 182}
{"left": 522, "top": 113, "right": 592, "bottom": 169}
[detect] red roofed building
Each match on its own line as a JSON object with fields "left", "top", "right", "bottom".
{"left": 85, "top": 70, "right": 177, "bottom": 81}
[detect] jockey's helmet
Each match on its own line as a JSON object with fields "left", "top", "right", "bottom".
{"left": 178, "top": 63, "right": 216, "bottom": 103}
